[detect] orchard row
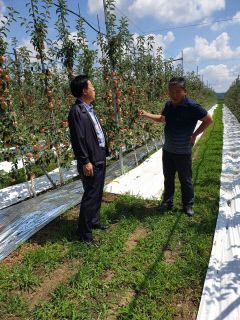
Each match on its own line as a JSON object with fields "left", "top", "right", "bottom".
{"left": 224, "top": 76, "right": 240, "bottom": 121}
{"left": 0, "top": 0, "right": 217, "bottom": 188}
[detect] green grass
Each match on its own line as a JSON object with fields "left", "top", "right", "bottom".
{"left": 0, "top": 104, "right": 223, "bottom": 319}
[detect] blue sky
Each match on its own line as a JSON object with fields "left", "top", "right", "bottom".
{"left": 1, "top": 0, "right": 240, "bottom": 92}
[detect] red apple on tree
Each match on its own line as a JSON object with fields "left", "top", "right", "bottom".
{"left": 30, "top": 172, "right": 35, "bottom": 180}
{"left": 27, "top": 152, "right": 34, "bottom": 158}
{"left": 33, "top": 144, "right": 39, "bottom": 150}
{"left": 0, "top": 56, "right": 6, "bottom": 63}
{"left": 62, "top": 121, "right": 68, "bottom": 127}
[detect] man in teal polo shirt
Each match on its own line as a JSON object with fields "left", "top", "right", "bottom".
{"left": 139, "top": 77, "right": 213, "bottom": 216}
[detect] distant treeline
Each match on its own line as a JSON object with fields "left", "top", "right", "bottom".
{"left": 216, "top": 93, "right": 225, "bottom": 100}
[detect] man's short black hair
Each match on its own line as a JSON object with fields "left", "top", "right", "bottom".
{"left": 169, "top": 77, "right": 186, "bottom": 89}
{"left": 70, "top": 75, "right": 89, "bottom": 98}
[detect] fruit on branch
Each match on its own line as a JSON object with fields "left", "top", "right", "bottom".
{"left": 33, "top": 144, "right": 39, "bottom": 150}
{"left": 36, "top": 54, "right": 41, "bottom": 59}
{"left": 0, "top": 56, "right": 6, "bottom": 64}
{"left": 62, "top": 121, "right": 68, "bottom": 127}
{"left": 4, "top": 75, "right": 11, "bottom": 81}
{"left": 1, "top": 101, "right": 8, "bottom": 109}
{"left": 27, "top": 152, "right": 34, "bottom": 158}
{"left": 30, "top": 172, "right": 35, "bottom": 179}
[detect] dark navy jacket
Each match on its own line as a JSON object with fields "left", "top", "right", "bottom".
{"left": 68, "top": 99, "right": 109, "bottom": 166}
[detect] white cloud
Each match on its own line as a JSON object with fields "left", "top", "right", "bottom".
{"left": 0, "top": 0, "right": 7, "bottom": 27}
{"left": 17, "top": 39, "right": 38, "bottom": 62}
{"left": 88, "top": 0, "right": 103, "bottom": 14}
{"left": 199, "top": 64, "right": 237, "bottom": 92}
{"left": 0, "top": 0, "right": 5, "bottom": 14}
{"left": 211, "top": 11, "right": 240, "bottom": 31}
{"left": 88, "top": 0, "right": 125, "bottom": 14}
{"left": 20, "top": 39, "right": 37, "bottom": 54}
{"left": 88, "top": 0, "right": 225, "bottom": 23}
{"left": 182, "top": 32, "right": 240, "bottom": 63}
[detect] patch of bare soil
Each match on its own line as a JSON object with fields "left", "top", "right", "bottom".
{"left": 164, "top": 241, "right": 182, "bottom": 265}
{"left": 124, "top": 227, "right": 149, "bottom": 252}
{"left": 101, "top": 269, "right": 115, "bottom": 282}
{"left": 102, "top": 192, "right": 119, "bottom": 203}
{"left": 107, "top": 288, "right": 136, "bottom": 320}
{"left": 23, "top": 259, "right": 81, "bottom": 310}
{"left": 164, "top": 249, "right": 180, "bottom": 265}
{"left": 173, "top": 288, "right": 198, "bottom": 320}
{"left": 1, "top": 242, "right": 40, "bottom": 267}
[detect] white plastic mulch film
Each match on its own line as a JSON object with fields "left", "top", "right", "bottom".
{"left": 197, "top": 105, "right": 240, "bottom": 320}
{"left": 0, "top": 140, "right": 162, "bottom": 261}
{"left": 0, "top": 180, "right": 84, "bottom": 261}
{"left": 0, "top": 161, "right": 79, "bottom": 210}
{"left": 105, "top": 148, "right": 164, "bottom": 200}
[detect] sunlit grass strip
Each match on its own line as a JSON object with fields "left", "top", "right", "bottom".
{"left": 0, "top": 105, "right": 223, "bottom": 319}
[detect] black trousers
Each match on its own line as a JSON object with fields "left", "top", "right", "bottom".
{"left": 162, "top": 149, "right": 194, "bottom": 207}
{"left": 77, "top": 162, "right": 106, "bottom": 240}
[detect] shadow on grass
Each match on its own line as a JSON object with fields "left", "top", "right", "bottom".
{"left": 29, "top": 214, "right": 79, "bottom": 246}
{"left": 119, "top": 212, "right": 183, "bottom": 317}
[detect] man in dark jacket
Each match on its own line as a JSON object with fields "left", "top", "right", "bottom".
{"left": 68, "top": 75, "right": 110, "bottom": 245}
{"left": 139, "top": 77, "right": 213, "bottom": 216}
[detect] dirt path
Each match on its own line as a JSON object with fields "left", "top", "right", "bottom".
{"left": 102, "top": 226, "right": 150, "bottom": 319}
{"left": 24, "top": 259, "right": 81, "bottom": 310}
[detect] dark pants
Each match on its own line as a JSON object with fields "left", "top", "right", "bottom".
{"left": 162, "top": 149, "right": 194, "bottom": 207}
{"left": 77, "top": 162, "right": 106, "bottom": 240}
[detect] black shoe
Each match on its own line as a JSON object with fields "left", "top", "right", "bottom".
{"left": 158, "top": 201, "right": 173, "bottom": 211}
{"left": 183, "top": 206, "right": 194, "bottom": 216}
{"left": 79, "top": 238, "right": 99, "bottom": 247}
{"left": 92, "top": 224, "right": 109, "bottom": 230}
